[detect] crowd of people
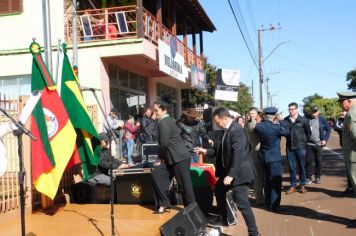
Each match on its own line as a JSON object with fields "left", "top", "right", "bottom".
{"left": 90, "top": 90, "right": 356, "bottom": 235}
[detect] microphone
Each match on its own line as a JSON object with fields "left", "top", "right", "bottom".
{"left": 78, "top": 85, "right": 101, "bottom": 91}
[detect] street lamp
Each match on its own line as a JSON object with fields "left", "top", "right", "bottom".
{"left": 258, "top": 40, "right": 289, "bottom": 109}
{"left": 262, "top": 41, "right": 290, "bottom": 64}
{"left": 266, "top": 71, "right": 280, "bottom": 107}
{"left": 270, "top": 89, "right": 281, "bottom": 107}
{"left": 257, "top": 24, "right": 288, "bottom": 109}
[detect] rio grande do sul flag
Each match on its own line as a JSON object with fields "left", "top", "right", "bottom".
{"left": 30, "top": 42, "right": 77, "bottom": 199}
{"left": 59, "top": 43, "right": 100, "bottom": 179}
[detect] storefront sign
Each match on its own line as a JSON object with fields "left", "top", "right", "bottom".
{"left": 214, "top": 69, "right": 240, "bottom": 101}
{"left": 191, "top": 65, "right": 206, "bottom": 91}
{"left": 158, "top": 39, "right": 186, "bottom": 82}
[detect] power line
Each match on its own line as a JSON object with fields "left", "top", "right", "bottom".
{"left": 245, "top": 0, "right": 258, "bottom": 39}
{"left": 227, "top": 0, "right": 258, "bottom": 71}
{"left": 233, "top": 0, "right": 257, "bottom": 59}
{"left": 274, "top": 53, "right": 344, "bottom": 78}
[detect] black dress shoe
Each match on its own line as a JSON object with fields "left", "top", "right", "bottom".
{"left": 208, "top": 216, "right": 229, "bottom": 227}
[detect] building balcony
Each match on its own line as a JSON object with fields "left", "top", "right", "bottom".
{"left": 66, "top": 6, "right": 203, "bottom": 70}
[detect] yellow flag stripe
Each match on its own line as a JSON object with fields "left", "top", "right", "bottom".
{"left": 34, "top": 120, "right": 77, "bottom": 199}
{"left": 82, "top": 130, "right": 94, "bottom": 154}
{"left": 65, "top": 81, "right": 89, "bottom": 112}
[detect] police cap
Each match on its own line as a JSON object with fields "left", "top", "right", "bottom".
{"left": 337, "top": 91, "right": 356, "bottom": 102}
{"left": 310, "top": 105, "right": 319, "bottom": 113}
{"left": 263, "top": 107, "right": 278, "bottom": 115}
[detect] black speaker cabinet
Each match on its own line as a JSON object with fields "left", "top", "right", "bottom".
{"left": 70, "top": 182, "right": 111, "bottom": 204}
{"left": 160, "top": 202, "right": 207, "bottom": 236}
{"left": 115, "top": 168, "right": 155, "bottom": 204}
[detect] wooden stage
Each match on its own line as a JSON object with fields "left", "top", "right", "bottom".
{"left": 0, "top": 204, "right": 184, "bottom": 236}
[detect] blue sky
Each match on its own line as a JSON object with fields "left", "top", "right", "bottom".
{"left": 199, "top": 0, "right": 356, "bottom": 115}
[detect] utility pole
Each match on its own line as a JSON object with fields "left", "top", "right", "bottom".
{"left": 266, "top": 71, "right": 280, "bottom": 106}
{"left": 72, "top": 0, "right": 78, "bottom": 67}
{"left": 257, "top": 24, "right": 281, "bottom": 110}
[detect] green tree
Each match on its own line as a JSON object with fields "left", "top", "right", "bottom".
{"left": 302, "top": 94, "right": 341, "bottom": 119}
{"left": 346, "top": 68, "right": 356, "bottom": 91}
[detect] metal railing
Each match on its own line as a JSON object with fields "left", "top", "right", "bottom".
{"left": 0, "top": 94, "right": 27, "bottom": 213}
{"left": 66, "top": 6, "right": 203, "bottom": 69}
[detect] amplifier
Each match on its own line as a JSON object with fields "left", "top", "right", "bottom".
{"left": 141, "top": 143, "right": 159, "bottom": 163}
{"left": 115, "top": 168, "right": 155, "bottom": 204}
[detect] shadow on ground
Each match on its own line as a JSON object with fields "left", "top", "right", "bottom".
{"left": 270, "top": 205, "right": 351, "bottom": 226}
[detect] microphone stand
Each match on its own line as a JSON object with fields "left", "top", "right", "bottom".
{"left": 0, "top": 106, "right": 37, "bottom": 236}
{"left": 84, "top": 89, "right": 117, "bottom": 236}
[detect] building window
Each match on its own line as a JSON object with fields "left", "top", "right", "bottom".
{"left": 0, "top": 75, "right": 30, "bottom": 97}
{"left": 0, "top": 0, "right": 23, "bottom": 15}
{"left": 109, "top": 64, "right": 147, "bottom": 120}
{"left": 156, "top": 82, "right": 178, "bottom": 119}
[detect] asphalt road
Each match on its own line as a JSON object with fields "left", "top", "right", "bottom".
{"left": 224, "top": 131, "right": 356, "bottom": 236}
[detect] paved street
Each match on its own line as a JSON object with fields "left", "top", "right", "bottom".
{"left": 225, "top": 131, "right": 356, "bottom": 236}
{"left": 0, "top": 132, "right": 355, "bottom": 236}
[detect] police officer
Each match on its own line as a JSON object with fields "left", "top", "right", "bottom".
{"left": 337, "top": 91, "right": 356, "bottom": 228}
{"left": 254, "top": 107, "right": 288, "bottom": 212}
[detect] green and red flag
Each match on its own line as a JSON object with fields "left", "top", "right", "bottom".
{"left": 59, "top": 43, "right": 100, "bottom": 178}
{"left": 190, "top": 163, "right": 217, "bottom": 188}
{"left": 30, "top": 42, "right": 77, "bottom": 199}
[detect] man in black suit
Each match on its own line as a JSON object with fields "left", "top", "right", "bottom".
{"left": 150, "top": 99, "right": 196, "bottom": 214}
{"left": 195, "top": 107, "right": 259, "bottom": 236}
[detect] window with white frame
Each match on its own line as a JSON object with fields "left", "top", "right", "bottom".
{"left": 0, "top": 75, "right": 31, "bottom": 97}
{"left": 109, "top": 64, "right": 147, "bottom": 120}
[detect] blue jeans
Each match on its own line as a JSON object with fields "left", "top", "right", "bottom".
{"left": 287, "top": 148, "right": 307, "bottom": 186}
{"left": 125, "top": 139, "right": 135, "bottom": 164}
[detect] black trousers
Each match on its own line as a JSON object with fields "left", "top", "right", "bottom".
{"left": 215, "top": 179, "right": 259, "bottom": 236}
{"left": 151, "top": 158, "right": 195, "bottom": 208}
{"left": 306, "top": 145, "right": 323, "bottom": 179}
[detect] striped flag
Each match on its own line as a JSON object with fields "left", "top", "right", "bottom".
{"left": 59, "top": 43, "right": 100, "bottom": 179}
{"left": 30, "top": 42, "right": 77, "bottom": 199}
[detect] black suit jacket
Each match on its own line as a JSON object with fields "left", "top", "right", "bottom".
{"left": 157, "top": 116, "right": 190, "bottom": 165}
{"left": 207, "top": 122, "right": 256, "bottom": 185}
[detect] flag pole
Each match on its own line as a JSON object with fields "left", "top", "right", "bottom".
{"left": 55, "top": 39, "right": 61, "bottom": 84}
{"left": 42, "top": 0, "right": 53, "bottom": 74}
{"left": 72, "top": 0, "right": 78, "bottom": 67}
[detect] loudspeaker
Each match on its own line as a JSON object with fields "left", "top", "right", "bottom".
{"left": 160, "top": 202, "right": 207, "bottom": 236}
{"left": 70, "top": 182, "right": 111, "bottom": 204}
{"left": 115, "top": 168, "right": 155, "bottom": 204}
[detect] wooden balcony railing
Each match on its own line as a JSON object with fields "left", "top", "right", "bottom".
{"left": 66, "top": 6, "right": 203, "bottom": 70}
